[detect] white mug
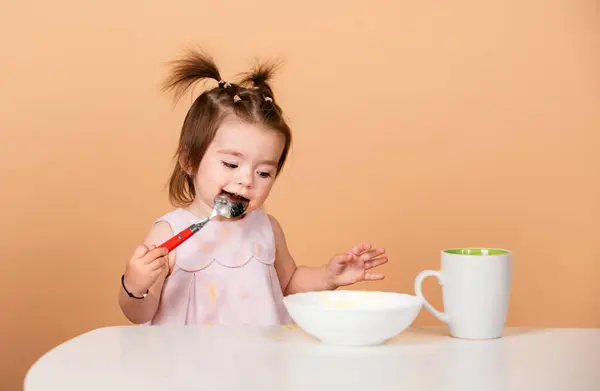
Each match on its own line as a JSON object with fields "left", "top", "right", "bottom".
{"left": 414, "top": 248, "right": 513, "bottom": 339}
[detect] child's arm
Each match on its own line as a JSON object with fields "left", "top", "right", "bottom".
{"left": 269, "top": 215, "right": 387, "bottom": 295}
{"left": 270, "top": 215, "right": 335, "bottom": 294}
{"left": 118, "top": 221, "right": 176, "bottom": 324}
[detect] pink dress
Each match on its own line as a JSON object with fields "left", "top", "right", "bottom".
{"left": 147, "top": 208, "right": 292, "bottom": 326}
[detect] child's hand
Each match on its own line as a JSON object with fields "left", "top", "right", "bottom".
{"left": 325, "top": 244, "right": 387, "bottom": 288}
{"left": 123, "top": 244, "right": 169, "bottom": 296}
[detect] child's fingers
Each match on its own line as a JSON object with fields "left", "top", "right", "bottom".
{"left": 143, "top": 246, "right": 168, "bottom": 264}
{"left": 364, "top": 272, "right": 385, "bottom": 281}
{"left": 132, "top": 244, "right": 150, "bottom": 259}
{"left": 364, "top": 256, "right": 388, "bottom": 270}
{"left": 349, "top": 244, "right": 371, "bottom": 256}
{"left": 149, "top": 256, "right": 169, "bottom": 271}
{"left": 359, "top": 248, "right": 385, "bottom": 262}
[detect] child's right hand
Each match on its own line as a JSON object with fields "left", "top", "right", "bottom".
{"left": 123, "top": 244, "right": 169, "bottom": 296}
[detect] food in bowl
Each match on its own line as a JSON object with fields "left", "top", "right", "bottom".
{"left": 283, "top": 290, "right": 423, "bottom": 346}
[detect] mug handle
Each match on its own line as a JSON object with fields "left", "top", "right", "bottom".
{"left": 414, "top": 270, "right": 450, "bottom": 324}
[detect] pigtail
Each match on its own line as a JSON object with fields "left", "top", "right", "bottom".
{"left": 162, "top": 48, "right": 223, "bottom": 104}
{"left": 239, "top": 61, "right": 280, "bottom": 100}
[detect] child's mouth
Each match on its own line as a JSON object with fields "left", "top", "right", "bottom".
{"left": 220, "top": 190, "right": 249, "bottom": 204}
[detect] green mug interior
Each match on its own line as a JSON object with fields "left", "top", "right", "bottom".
{"left": 444, "top": 248, "right": 510, "bottom": 256}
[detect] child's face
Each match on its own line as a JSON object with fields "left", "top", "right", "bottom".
{"left": 191, "top": 116, "right": 285, "bottom": 215}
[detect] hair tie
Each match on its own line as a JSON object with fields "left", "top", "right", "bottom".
{"left": 233, "top": 94, "right": 242, "bottom": 102}
{"left": 218, "top": 80, "right": 231, "bottom": 89}
{"left": 264, "top": 96, "right": 273, "bottom": 103}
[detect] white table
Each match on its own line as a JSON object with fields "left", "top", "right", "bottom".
{"left": 24, "top": 325, "right": 599, "bottom": 391}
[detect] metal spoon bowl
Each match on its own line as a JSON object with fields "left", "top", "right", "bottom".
{"left": 212, "top": 193, "right": 247, "bottom": 219}
{"left": 158, "top": 194, "right": 248, "bottom": 253}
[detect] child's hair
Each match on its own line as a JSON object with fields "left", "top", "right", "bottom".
{"left": 161, "top": 48, "right": 292, "bottom": 207}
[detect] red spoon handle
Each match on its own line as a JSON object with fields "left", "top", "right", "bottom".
{"left": 158, "top": 227, "right": 194, "bottom": 252}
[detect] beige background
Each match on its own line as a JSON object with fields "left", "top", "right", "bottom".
{"left": 1, "top": 0, "right": 599, "bottom": 389}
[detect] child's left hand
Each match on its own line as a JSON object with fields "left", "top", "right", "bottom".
{"left": 326, "top": 244, "right": 388, "bottom": 288}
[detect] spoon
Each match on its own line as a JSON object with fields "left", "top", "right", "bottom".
{"left": 158, "top": 194, "right": 248, "bottom": 253}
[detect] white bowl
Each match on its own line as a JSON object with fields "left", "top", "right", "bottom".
{"left": 282, "top": 290, "right": 423, "bottom": 346}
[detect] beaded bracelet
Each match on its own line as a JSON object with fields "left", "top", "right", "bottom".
{"left": 121, "top": 274, "right": 148, "bottom": 299}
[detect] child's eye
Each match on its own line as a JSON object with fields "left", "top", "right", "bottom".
{"left": 222, "top": 161, "right": 238, "bottom": 169}
{"left": 257, "top": 171, "right": 272, "bottom": 178}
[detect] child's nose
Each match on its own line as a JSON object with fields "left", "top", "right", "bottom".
{"left": 236, "top": 172, "right": 253, "bottom": 188}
